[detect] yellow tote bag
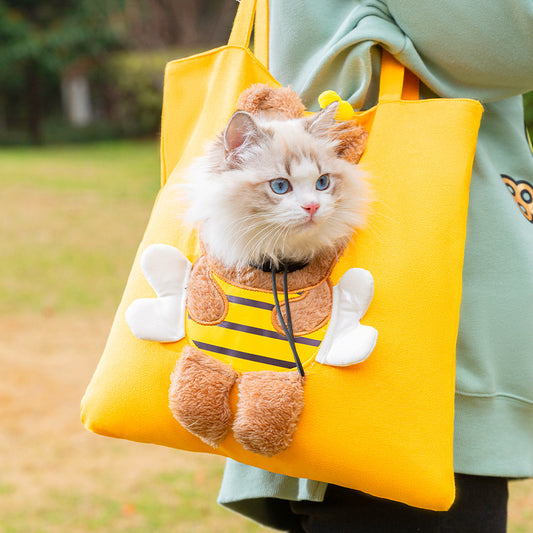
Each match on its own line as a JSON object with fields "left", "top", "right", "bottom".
{"left": 81, "top": 0, "right": 483, "bottom": 511}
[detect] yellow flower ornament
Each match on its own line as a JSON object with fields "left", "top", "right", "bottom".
{"left": 318, "top": 90, "right": 354, "bottom": 121}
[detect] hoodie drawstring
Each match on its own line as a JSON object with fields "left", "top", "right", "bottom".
{"left": 271, "top": 266, "right": 305, "bottom": 377}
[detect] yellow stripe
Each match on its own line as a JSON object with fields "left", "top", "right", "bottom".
{"left": 186, "top": 273, "right": 329, "bottom": 373}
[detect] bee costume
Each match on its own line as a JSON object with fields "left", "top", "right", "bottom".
{"left": 125, "top": 84, "right": 376, "bottom": 457}
{"left": 126, "top": 243, "right": 377, "bottom": 456}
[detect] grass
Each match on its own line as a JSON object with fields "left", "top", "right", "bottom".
{"left": 0, "top": 141, "right": 160, "bottom": 314}
{"left": 0, "top": 140, "right": 532, "bottom": 532}
{"left": 0, "top": 141, "right": 160, "bottom": 199}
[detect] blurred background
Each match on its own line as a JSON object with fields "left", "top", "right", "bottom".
{"left": 0, "top": 0, "right": 532, "bottom": 147}
{"left": 0, "top": 0, "right": 239, "bottom": 145}
{"left": 0, "top": 1, "right": 532, "bottom": 532}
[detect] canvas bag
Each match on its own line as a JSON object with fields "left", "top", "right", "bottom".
{"left": 81, "top": 0, "right": 483, "bottom": 511}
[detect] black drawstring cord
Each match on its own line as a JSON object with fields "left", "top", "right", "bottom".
{"left": 272, "top": 265, "right": 305, "bottom": 377}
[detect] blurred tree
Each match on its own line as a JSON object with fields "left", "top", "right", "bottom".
{"left": 0, "top": 0, "right": 241, "bottom": 144}
{"left": 122, "top": 0, "right": 236, "bottom": 49}
{"left": 0, "top": 0, "right": 125, "bottom": 144}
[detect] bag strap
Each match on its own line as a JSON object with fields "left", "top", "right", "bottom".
{"left": 228, "top": 0, "right": 269, "bottom": 68}
{"left": 379, "top": 49, "right": 419, "bottom": 102}
{"left": 229, "top": 9, "right": 416, "bottom": 103}
{"left": 254, "top": 0, "right": 269, "bottom": 68}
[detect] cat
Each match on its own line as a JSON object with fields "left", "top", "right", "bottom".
{"left": 182, "top": 101, "right": 369, "bottom": 271}
{"left": 126, "top": 88, "right": 377, "bottom": 456}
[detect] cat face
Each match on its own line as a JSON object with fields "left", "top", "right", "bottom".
{"left": 184, "top": 105, "right": 368, "bottom": 269}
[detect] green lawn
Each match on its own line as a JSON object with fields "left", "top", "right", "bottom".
{"left": 0, "top": 141, "right": 160, "bottom": 314}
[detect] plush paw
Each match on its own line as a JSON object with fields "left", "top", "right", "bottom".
{"left": 233, "top": 371, "right": 305, "bottom": 456}
{"left": 169, "top": 346, "right": 238, "bottom": 447}
{"left": 126, "top": 244, "right": 192, "bottom": 342}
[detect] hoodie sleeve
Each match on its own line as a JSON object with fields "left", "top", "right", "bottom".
{"left": 387, "top": 0, "right": 533, "bottom": 101}
{"left": 269, "top": 0, "right": 533, "bottom": 104}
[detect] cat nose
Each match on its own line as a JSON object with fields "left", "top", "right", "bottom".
{"left": 303, "top": 202, "right": 320, "bottom": 217}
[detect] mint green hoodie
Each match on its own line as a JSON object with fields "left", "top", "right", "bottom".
{"left": 219, "top": 1, "right": 533, "bottom": 526}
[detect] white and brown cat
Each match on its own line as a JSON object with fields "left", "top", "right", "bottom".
{"left": 126, "top": 85, "right": 378, "bottom": 457}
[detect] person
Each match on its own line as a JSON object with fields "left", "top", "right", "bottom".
{"left": 217, "top": 1, "right": 533, "bottom": 532}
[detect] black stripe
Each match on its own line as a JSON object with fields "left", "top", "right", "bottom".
{"left": 226, "top": 295, "right": 275, "bottom": 310}
{"left": 218, "top": 321, "right": 321, "bottom": 347}
{"left": 192, "top": 340, "right": 297, "bottom": 369}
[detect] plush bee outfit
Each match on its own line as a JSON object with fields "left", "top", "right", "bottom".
{"left": 185, "top": 257, "right": 332, "bottom": 374}
{"left": 126, "top": 243, "right": 377, "bottom": 456}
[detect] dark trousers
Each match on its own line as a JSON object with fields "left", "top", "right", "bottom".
{"left": 287, "top": 474, "right": 508, "bottom": 533}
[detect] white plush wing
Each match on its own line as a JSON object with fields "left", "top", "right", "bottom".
{"left": 126, "top": 244, "right": 192, "bottom": 342}
{"left": 336, "top": 267, "right": 375, "bottom": 317}
{"left": 315, "top": 268, "right": 378, "bottom": 367}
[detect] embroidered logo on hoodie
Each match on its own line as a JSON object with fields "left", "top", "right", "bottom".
{"left": 501, "top": 174, "right": 533, "bottom": 223}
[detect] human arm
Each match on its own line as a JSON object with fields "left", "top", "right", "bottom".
{"left": 387, "top": 0, "right": 533, "bottom": 101}
{"left": 269, "top": 0, "right": 533, "bottom": 106}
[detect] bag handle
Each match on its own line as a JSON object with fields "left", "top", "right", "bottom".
{"left": 379, "top": 49, "right": 419, "bottom": 102}
{"left": 228, "top": 0, "right": 269, "bottom": 68}
{"left": 254, "top": 0, "right": 269, "bottom": 67}
{"left": 229, "top": 8, "right": 413, "bottom": 103}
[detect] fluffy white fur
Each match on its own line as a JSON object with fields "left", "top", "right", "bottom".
{"left": 183, "top": 106, "right": 369, "bottom": 269}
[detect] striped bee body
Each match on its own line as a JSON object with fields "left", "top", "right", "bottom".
{"left": 186, "top": 272, "right": 329, "bottom": 373}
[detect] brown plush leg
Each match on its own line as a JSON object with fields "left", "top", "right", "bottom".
{"left": 233, "top": 371, "right": 305, "bottom": 457}
{"left": 169, "top": 345, "right": 238, "bottom": 447}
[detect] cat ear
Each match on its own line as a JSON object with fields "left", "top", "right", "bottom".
{"left": 306, "top": 101, "right": 339, "bottom": 137}
{"left": 223, "top": 111, "right": 264, "bottom": 160}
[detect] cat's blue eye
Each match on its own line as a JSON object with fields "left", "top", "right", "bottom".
{"left": 316, "top": 174, "right": 330, "bottom": 191}
{"left": 270, "top": 178, "right": 292, "bottom": 194}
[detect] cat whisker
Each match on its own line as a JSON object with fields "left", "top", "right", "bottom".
{"left": 366, "top": 198, "right": 396, "bottom": 223}
{"left": 266, "top": 223, "right": 292, "bottom": 264}
{"left": 279, "top": 225, "right": 292, "bottom": 260}
{"left": 363, "top": 222, "right": 388, "bottom": 245}
{"left": 244, "top": 223, "right": 279, "bottom": 263}
{"left": 249, "top": 223, "right": 292, "bottom": 265}
{"left": 218, "top": 215, "right": 270, "bottom": 244}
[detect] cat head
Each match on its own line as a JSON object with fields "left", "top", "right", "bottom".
{"left": 183, "top": 103, "right": 369, "bottom": 270}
